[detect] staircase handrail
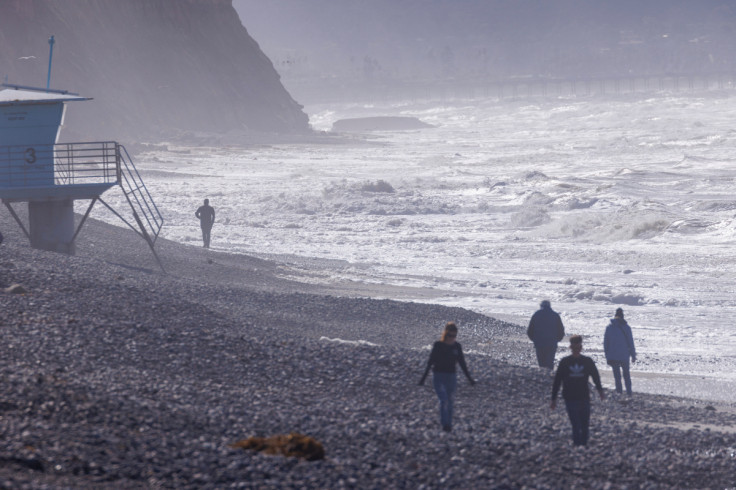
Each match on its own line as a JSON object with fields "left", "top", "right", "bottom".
{"left": 115, "top": 143, "right": 163, "bottom": 244}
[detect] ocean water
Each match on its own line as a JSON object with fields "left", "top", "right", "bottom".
{"left": 90, "top": 93, "right": 736, "bottom": 402}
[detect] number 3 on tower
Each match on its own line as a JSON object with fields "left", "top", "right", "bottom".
{"left": 24, "top": 147, "right": 36, "bottom": 164}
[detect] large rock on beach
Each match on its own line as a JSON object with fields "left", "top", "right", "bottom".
{"left": 332, "top": 116, "right": 434, "bottom": 132}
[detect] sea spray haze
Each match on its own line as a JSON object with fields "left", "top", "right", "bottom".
{"left": 89, "top": 93, "right": 736, "bottom": 401}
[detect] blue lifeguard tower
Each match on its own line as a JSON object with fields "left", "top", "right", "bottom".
{"left": 0, "top": 83, "right": 164, "bottom": 268}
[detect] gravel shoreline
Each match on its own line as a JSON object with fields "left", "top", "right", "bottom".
{"left": 1, "top": 213, "right": 735, "bottom": 488}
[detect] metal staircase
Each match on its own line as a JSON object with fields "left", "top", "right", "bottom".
{"left": 97, "top": 143, "right": 165, "bottom": 271}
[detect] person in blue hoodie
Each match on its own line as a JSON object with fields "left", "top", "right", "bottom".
{"left": 604, "top": 307, "right": 637, "bottom": 395}
{"left": 527, "top": 300, "right": 565, "bottom": 370}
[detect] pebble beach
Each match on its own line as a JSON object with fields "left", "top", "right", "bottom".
{"left": 1, "top": 212, "right": 735, "bottom": 489}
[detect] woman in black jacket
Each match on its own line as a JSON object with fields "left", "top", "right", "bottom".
{"left": 419, "top": 322, "right": 475, "bottom": 432}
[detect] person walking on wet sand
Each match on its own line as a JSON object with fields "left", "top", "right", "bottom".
{"left": 195, "top": 199, "right": 215, "bottom": 248}
{"left": 527, "top": 300, "right": 565, "bottom": 370}
{"left": 604, "top": 308, "right": 637, "bottom": 396}
{"left": 551, "top": 335, "right": 605, "bottom": 446}
{"left": 419, "top": 322, "right": 476, "bottom": 432}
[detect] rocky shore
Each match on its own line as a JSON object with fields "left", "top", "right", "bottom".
{"left": 1, "top": 212, "right": 735, "bottom": 489}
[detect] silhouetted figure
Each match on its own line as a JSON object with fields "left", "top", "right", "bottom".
{"left": 604, "top": 307, "right": 637, "bottom": 396}
{"left": 551, "top": 335, "right": 605, "bottom": 446}
{"left": 195, "top": 199, "right": 215, "bottom": 248}
{"left": 419, "top": 322, "right": 476, "bottom": 432}
{"left": 527, "top": 300, "right": 565, "bottom": 370}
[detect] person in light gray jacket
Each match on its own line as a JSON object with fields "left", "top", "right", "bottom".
{"left": 603, "top": 308, "right": 637, "bottom": 395}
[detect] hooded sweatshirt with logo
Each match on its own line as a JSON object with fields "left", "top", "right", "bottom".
{"left": 551, "top": 354, "right": 603, "bottom": 401}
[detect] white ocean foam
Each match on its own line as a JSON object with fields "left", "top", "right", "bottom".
{"left": 83, "top": 93, "right": 736, "bottom": 391}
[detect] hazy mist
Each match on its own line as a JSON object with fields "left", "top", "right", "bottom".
{"left": 234, "top": 0, "right": 736, "bottom": 102}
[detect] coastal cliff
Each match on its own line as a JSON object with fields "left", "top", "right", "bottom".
{"left": 0, "top": 0, "right": 310, "bottom": 144}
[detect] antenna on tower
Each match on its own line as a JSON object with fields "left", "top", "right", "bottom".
{"left": 46, "top": 35, "right": 55, "bottom": 90}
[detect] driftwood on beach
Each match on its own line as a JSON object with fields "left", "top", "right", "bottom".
{"left": 0, "top": 211, "right": 735, "bottom": 488}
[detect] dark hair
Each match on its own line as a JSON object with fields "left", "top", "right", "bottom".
{"left": 569, "top": 334, "right": 583, "bottom": 345}
{"left": 441, "top": 322, "right": 458, "bottom": 342}
{"left": 615, "top": 308, "right": 624, "bottom": 319}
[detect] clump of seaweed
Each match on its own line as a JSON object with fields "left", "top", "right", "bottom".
{"left": 230, "top": 433, "right": 325, "bottom": 461}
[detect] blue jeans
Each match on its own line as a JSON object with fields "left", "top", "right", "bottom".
{"left": 608, "top": 360, "right": 632, "bottom": 395}
{"left": 433, "top": 372, "right": 457, "bottom": 429}
{"left": 535, "top": 345, "right": 557, "bottom": 370}
{"left": 564, "top": 399, "right": 591, "bottom": 446}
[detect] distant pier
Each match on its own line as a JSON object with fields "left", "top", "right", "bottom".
{"left": 288, "top": 72, "right": 736, "bottom": 105}
{"left": 448, "top": 73, "right": 736, "bottom": 100}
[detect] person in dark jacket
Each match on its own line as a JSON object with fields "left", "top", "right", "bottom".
{"left": 604, "top": 308, "right": 637, "bottom": 395}
{"left": 527, "top": 300, "right": 565, "bottom": 370}
{"left": 551, "top": 335, "right": 605, "bottom": 446}
{"left": 195, "top": 198, "right": 216, "bottom": 248}
{"left": 419, "top": 322, "right": 475, "bottom": 432}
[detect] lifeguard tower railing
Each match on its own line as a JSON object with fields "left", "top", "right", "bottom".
{"left": 0, "top": 141, "right": 164, "bottom": 266}
{"left": 1, "top": 141, "right": 118, "bottom": 188}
